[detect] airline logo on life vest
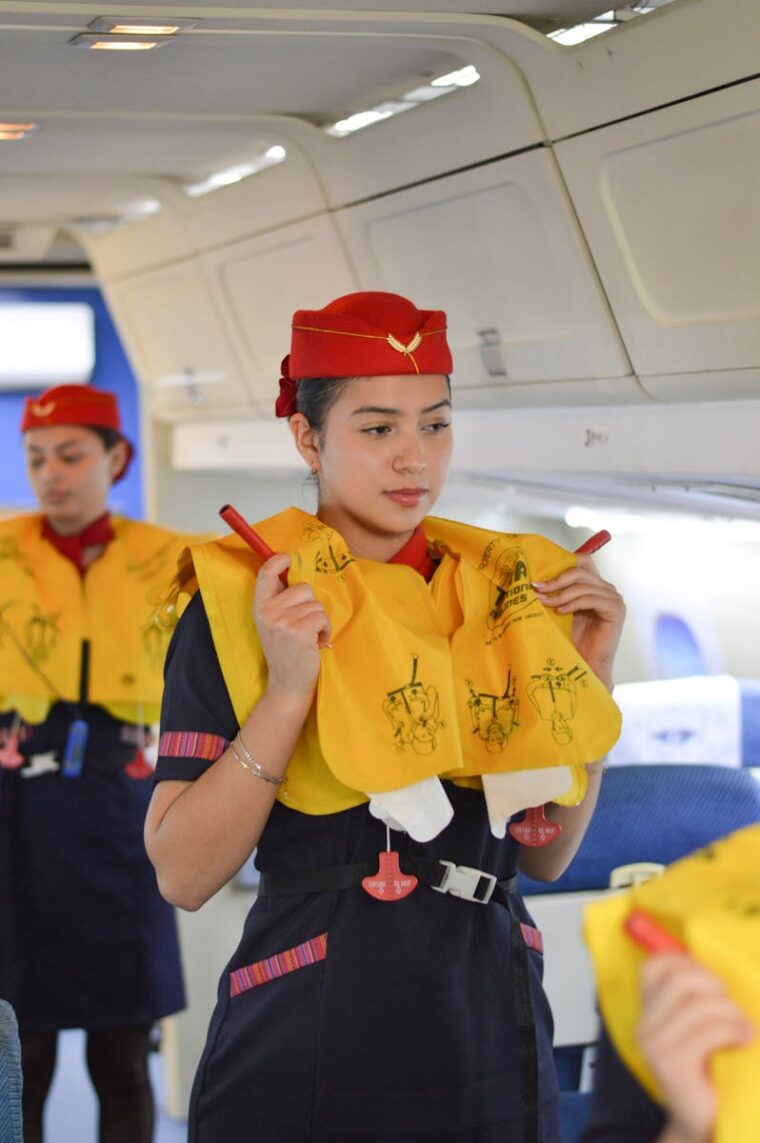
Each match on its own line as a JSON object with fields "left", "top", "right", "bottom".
{"left": 383, "top": 653, "right": 445, "bottom": 755}
{"left": 527, "top": 658, "right": 589, "bottom": 745}
{"left": 466, "top": 670, "right": 520, "bottom": 753}
{"left": 482, "top": 543, "right": 535, "bottom": 643}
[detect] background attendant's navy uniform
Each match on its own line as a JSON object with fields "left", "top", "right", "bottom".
{"left": 156, "top": 591, "right": 560, "bottom": 1143}
{"left": 1, "top": 703, "right": 184, "bottom": 1030}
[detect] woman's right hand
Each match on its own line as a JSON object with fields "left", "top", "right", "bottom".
{"left": 253, "top": 553, "right": 331, "bottom": 702}
{"left": 637, "top": 953, "right": 755, "bottom": 1143}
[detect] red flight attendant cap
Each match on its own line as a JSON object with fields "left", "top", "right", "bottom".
{"left": 275, "top": 291, "right": 453, "bottom": 417}
{"left": 20, "top": 383, "right": 134, "bottom": 482}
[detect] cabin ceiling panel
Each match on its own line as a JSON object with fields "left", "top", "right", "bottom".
{"left": 334, "top": 149, "right": 632, "bottom": 390}
{"left": 556, "top": 79, "right": 760, "bottom": 388}
{"left": 0, "top": 120, "right": 284, "bottom": 179}
{"left": 0, "top": 33, "right": 462, "bottom": 117}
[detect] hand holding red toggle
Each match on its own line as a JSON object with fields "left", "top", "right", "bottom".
{"left": 219, "top": 504, "right": 289, "bottom": 587}
{"left": 509, "top": 528, "right": 612, "bottom": 848}
{"left": 624, "top": 909, "right": 687, "bottom": 954}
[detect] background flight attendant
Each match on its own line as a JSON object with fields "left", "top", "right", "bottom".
{"left": 146, "top": 291, "right": 626, "bottom": 1142}
{"left": 0, "top": 385, "right": 200, "bottom": 1143}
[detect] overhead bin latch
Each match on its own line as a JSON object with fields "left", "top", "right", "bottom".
{"left": 477, "top": 328, "right": 507, "bottom": 378}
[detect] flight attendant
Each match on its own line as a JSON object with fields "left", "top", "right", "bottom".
{"left": 0, "top": 385, "right": 197, "bottom": 1143}
{"left": 146, "top": 291, "right": 626, "bottom": 1142}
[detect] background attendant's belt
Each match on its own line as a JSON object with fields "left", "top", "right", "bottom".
{"left": 258, "top": 856, "right": 517, "bottom": 907}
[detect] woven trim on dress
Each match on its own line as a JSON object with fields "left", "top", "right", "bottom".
{"left": 229, "top": 933, "right": 328, "bottom": 998}
{"left": 158, "top": 730, "right": 230, "bottom": 761}
{"left": 520, "top": 923, "right": 544, "bottom": 955}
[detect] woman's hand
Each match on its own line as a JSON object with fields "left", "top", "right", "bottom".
{"left": 254, "top": 554, "right": 331, "bottom": 703}
{"left": 533, "top": 554, "right": 625, "bottom": 688}
{"left": 637, "top": 954, "right": 755, "bottom": 1143}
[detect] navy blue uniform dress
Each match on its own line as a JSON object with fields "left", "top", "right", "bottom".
{"left": 0, "top": 702, "right": 185, "bottom": 1031}
{"left": 156, "top": 593, "right": 561, "bottom": 1143}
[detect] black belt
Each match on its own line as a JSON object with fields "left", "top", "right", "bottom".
{"left": 258, "top": 856, "right": 517, "bottom": 907}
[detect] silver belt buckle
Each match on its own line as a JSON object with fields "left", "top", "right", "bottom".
{"left": 432, "top": 860, "right": 497, "bottom": 905}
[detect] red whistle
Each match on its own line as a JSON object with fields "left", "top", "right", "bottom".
{"left": 219, "top": 504, "right": 288, "bottom": 587}
{"left": 574, "top": 530, "right": 612, "bottom": 556}
{"left": 624, "top": 909, "right": 686, "bottom": 954}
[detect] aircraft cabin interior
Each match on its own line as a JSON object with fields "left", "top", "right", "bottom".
{"left": 1, "top": 0, "right": 759, "bottom": 1139}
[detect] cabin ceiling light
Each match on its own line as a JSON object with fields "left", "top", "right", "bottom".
{"left": 326, "top": 65, "right": 480, "bottom": 138}
{"left": 183, "top": 145, "right": 287, "bottom": 199}
{"left": 549, "top": 3, "right": 667, "bottom": 45}
{"left": 69, "top": 33, "right": 170, "bottom": 50}
{"left": 88, "top": 16, "right": 198, "bottom": 35}
{"left": 0, "top": 121, "right": 38, "bottom": 141}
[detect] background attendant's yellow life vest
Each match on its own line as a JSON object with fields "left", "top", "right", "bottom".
{"left": 584, "top": 825, "right": 760, "bottom": 1143}
{"left": 0, "top": 513, "right": 202, "bottom": 725}
{"left": 189, "top": 508, "right": 621, "bottom": 814}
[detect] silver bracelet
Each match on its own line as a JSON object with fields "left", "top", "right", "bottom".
{"left": 230, "top": 732, "right": 283, "bottom": 786}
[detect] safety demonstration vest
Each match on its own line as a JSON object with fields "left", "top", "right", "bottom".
{"left": 178, "top": 508, "right": 622, "bottom": 816}
{"left": 0, "top": 513, "right": 197, "bottom": 725}
{"left": 584, "top": 825, "right": 760, "bottom": 1143}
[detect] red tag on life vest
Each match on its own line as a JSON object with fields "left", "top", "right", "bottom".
{"left": 0, "top": 733, "right": 24, "bottom": 770}
{"left": 508, "top": 805, "right": 561, "bottom": 847}
{"left": 125, "top": 748, "right": 153, "bottom": 780}
{"left": 362, "top": 850, "right": 418, "bottom": 901}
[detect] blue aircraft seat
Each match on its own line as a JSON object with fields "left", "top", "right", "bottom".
{"left": 0, "top": 999, "right": 23, "bottom": 1143}
{"left": 517, "top": 676, "right": 760, "bottom": 1143}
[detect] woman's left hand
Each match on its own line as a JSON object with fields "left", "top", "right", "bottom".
{"left": 533, "top": 554, "right": 625, "bottom": 689}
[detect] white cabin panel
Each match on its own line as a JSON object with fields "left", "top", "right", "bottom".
{"left": 335, "top": 149, "right": 633, "bottom": 393}
{"left": 105, "top": 261, "right": 256, "bottom": 420}
{"left": 556, "top": 80, "right": 760, "bottom": 394}
{"left": 202, "top": 216, "right": 359, "bottom": 407}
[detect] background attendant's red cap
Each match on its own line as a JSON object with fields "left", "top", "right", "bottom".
{"left": 276, "top": 291, "right": 452, "bottom": 417}
{"left": 20, "top": 384, "right": 134, "bottom": 482}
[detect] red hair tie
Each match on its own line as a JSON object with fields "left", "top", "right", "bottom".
{"left": 275, "top": 356, "right": 298, "bottom": 418}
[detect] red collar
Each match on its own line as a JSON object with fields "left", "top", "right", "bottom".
{"left": 389, "top": 525, "right": 436, "bottom": 582}
{"left": 42, "top": 512, "right": 114, "bottom": 574}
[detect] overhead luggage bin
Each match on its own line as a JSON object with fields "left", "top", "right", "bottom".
{"left": 335, "top": 149, "right": 636, "bottom": 402}
{"left": 555, "top": 79, "right": 760, "bottom": 400}
{"left": 105, "top": 260, "right": 258, "bottom": 420}
{"left": 201, "top": 215, "right": 359, "bottom": 407}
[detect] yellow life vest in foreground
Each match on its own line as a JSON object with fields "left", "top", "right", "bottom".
{"left": 0, "top": 513, "right": 200, "bottom": 725}
{"left": 584, "top": 825, "right": 760, "bottom": 1143}
{"left": 186, "top": 508, "right": 621, "bottom": 815}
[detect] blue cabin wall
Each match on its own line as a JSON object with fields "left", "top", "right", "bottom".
{"left": 0, "top": 286, "right": 143, "bottom": 519}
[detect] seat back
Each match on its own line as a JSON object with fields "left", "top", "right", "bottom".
{"left": 0, "top": 999, "right": 23, "bottom": 1143}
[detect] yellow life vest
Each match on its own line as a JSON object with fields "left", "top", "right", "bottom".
{"left": 584, "top": 825, "right": 760, "bottom": 1143}
{"left": 0, "top": 513, "right": 201, "bottom": 725}
{"left": 185, "top": 508, "right": 621, "bottom": 815}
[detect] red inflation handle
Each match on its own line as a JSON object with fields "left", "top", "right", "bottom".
{"left": 574, "top": 529, "right": 612, "bottom": 556}
{"left": 219, "top": 504, "right": 289, "bottom": 588}
{"left": 624, "top": 909, "right": 687, "bottom": 954}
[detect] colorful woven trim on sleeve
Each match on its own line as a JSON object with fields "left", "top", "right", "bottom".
{"left": 158, "top": 730, "right": 230, "bottom": 762}
{"left": 520, "top": 923, "right": 544, "bottom": 955}
{"left": 229, "top": 932, "right": 328, "bottom": 998}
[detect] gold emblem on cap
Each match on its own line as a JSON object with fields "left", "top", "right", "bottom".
{"left": 31, "top": 400, "right": 55, "bottom": 418}
{"left": 387, "top": 332, "right": 422, "bottom": 356}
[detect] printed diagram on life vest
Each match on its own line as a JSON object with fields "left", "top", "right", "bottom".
{"left": 141, "top": 616, "right": 171, "bottom": 673}
{"left": 483, "top": 545, "right": 535, "bottom": 643}
{"left": 126, "top": 539, "right": 177, "bottom": 583}
{"left": 0, "top": 536, "right": 33, "bottom": 577}
{"left": 466, "top": 671, "right": 519, "bottom": 753}
{"left": 313, "top": 540, "right": 354, "bottom": 577}
{"left": 527, "top": 658, "right": 589, "bottom": 745}
{"left": 383, "top": 654, "right": 446, "bottom": 755}
{"left": 26, "top": 604, "right": 61, "bottom": 664}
